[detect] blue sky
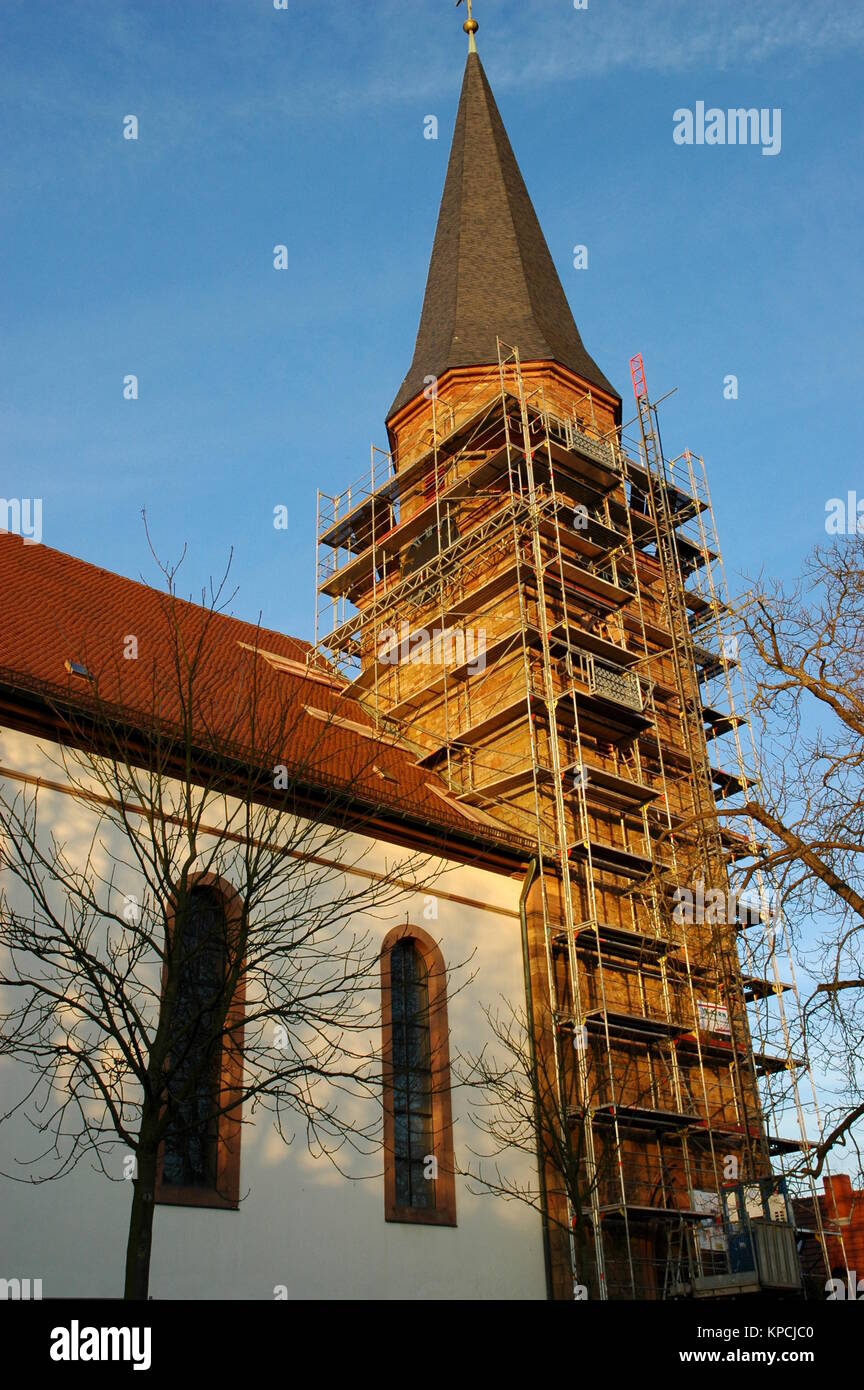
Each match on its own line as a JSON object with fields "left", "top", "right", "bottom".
{"left": 3, "top": 0, "right": 862, "bottom": 636}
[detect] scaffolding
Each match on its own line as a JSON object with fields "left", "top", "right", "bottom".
{"left": 312, "top": 342, "right": 846, "bottom": 1299}
{"left": 662, "top": 444, "right": 849, "bottom": 1290}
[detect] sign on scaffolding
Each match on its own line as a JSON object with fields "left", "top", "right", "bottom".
{"left": 696, "top": 999, "right": 731, "bottom": 1034}
{"left": 692, "top": 1189, "right": 727, "bottom": 1252}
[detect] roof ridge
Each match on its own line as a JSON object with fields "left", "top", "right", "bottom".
{"left": 0, "top": 529, "right": 308, "bottom": 654}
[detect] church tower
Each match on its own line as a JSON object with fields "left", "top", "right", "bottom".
{"left": 314, "top": 10, "right": 803, "bottom": 1299}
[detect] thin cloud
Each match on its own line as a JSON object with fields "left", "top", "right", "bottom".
{"left": 2, "top": 0, "right": 861, "bottom": 179}
{"left": 474, "top": 1, "right": 864, "bottom": 92}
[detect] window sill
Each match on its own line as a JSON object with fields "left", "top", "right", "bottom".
{"left": 385, "top": 1206, "right": 457, "bottom": 1227}
{"left": 155, "top": 1186, "right": 239, "bottom": 1211}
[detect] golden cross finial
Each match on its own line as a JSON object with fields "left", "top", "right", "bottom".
{"left": 456, "top": 0, "right": 479, "bottom": 53}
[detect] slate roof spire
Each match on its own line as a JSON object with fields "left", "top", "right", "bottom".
{"left": 388, "top": 48, "right": 619, "bottom": 422}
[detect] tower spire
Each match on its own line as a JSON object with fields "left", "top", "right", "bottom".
{"left": 457, "top": 0, "right": 478, "bottom": 54}
{"left": 387, "top": 47, "right": 620, "bottom": 424}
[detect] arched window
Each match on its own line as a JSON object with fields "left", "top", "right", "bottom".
{"left": 380, "top": 926, "right": 456, "bottom": 1226}
{"left": 156, "top": 876, "right": 245, "bottom": 1210}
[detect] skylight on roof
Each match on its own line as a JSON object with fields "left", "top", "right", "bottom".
{"left": 65, "top": 659, "right": 94, "bottom": 681}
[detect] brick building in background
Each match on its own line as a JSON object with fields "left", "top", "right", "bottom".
{"left": 796, "top": 1175, "right": 863, "bottom": 1296}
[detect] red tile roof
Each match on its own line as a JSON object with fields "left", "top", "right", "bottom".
{"left": 0, "top": 532, "right": 526, "bottom": 861}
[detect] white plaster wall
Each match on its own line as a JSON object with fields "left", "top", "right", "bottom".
{"left": 0, "top": 725, "right": 546, "bottom": 1300}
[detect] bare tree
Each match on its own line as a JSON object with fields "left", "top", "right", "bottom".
{"left": 0, "top": 554, "right": 445, "bottom": 1298}
{"left": 734, "top": 535, "right": 864, "bottom": 1179}
{"left": 455, "top": 994, "right": 689, "bottom": 1299}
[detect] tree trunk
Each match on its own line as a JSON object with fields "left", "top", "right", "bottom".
{"left": 124, "top": 1124, "right": 159, "bottom": 1300}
